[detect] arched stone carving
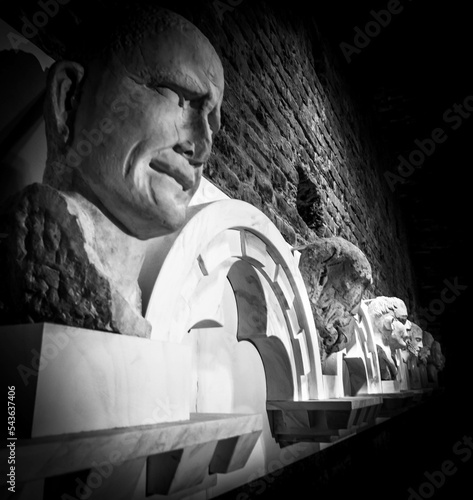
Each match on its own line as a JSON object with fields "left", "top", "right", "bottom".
{"left": 145, "top": 200, "right": 383, "bottom": 445}
{"left": 227, "top": 261, "right": 294, "bottom": 401}
{"left": 145, "top": 199, "right": 325, "bottom": 401}
{"left": 345, "top": 300, "right": 383, "bottom": 395}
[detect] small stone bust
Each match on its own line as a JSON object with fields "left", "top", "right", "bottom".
{"left": 367, "top": 296, "right": 410, "bottom": 380}
{"left": 418, "top": 330, "right": 445, "bottom": 382}
{"left": 430, "top": 340, "right": 446, "bottom": 371}
{"left": 0, "top": 6, "right": 224, "bottom": 336}
{"left": 418, "top": 330, "right": 434, "bottom": 365}
{"left": 406, "top": 322, "right": 424, "bottom": 357}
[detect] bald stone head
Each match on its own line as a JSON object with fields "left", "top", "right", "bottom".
{"left": 43, "top": 6, "right": 224, "bottom": 239}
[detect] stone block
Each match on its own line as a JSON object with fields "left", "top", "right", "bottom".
{"left": 1, "top": 323, "right": 190, "bottom": 438}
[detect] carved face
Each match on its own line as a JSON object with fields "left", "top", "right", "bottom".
{"left": 408, "top": 322, "right": 424, "bottom": 356}
{"left": 368, "top": 299, "right": 409, "bottom": 344}
{"left": 370, "top": 305, "right": 409, "bottom": 350}
{"left": 69, "top": 22, "right": 224, "bottom": 239}
{"left": 388, "top": 316, "right": 409, "bottom": 349}
{"left": 418, "top": 330, "right": 434, "bottom": 364}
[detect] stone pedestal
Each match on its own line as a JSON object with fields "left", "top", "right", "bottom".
{"left": 322, "top": 351, "right": 347, "bottom": 398}
{"left": 0, "top": 323, "right": 263, "bottom": 499}
{"left": 1, "top": 323, "right": 190, "bottom": 438}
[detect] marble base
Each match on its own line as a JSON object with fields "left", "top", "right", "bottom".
{"left": 0, "top": 323, "right": 190, "bottom": 437}
{"left": 323, "top": 351, "right": 347, "bottom": 398}
{"left": 343, "top": 356, "right": 372, "bottom": 396}
{"left": 267, "top": 397, "right": 382, "bottom": 444}
{"left": 381, "top": 380, "right": 400, "bottom": 393}
{"left": 377, "top": 391, "right": 416, "bottom": 418}
{"left": 0, "top": 413, "right": 262, "bottom": 499}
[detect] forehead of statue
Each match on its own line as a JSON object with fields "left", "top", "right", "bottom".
{"left": 113, "top": 26, "right": 224, "bottom": 97}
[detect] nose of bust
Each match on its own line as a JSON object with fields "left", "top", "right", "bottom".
{"left": 174, "top": 140, "right": 196, "bottom": 160}
{"left": 175, "top": 113, "right": 212, "bottom": 166}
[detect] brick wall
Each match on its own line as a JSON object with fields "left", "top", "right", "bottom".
{"left": 184, "top": 0, "right": 419, "bottom": 314}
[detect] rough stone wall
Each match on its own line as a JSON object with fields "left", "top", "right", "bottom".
{"left": 186, "top": 0, "right": 419, "bottom": 314}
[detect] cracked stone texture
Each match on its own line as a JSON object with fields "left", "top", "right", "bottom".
{"left": 297, "top": 236, "right": 372, "bottom": 359}
{"left": 0, "top": 183, "right": 150, "bottom": 337}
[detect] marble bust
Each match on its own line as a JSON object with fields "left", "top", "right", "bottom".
{"left": 418, "top": 330, "right": 445, "bottom": 385}
{"left": 398, "top": 321, "right": 423, "bottom": 388}
{"left": 407, "top": 321, "right": 423, "bottom": 356}
{"left": 418, "top": 330, "right": 434, "bottom": 365}
{"left": 297, "top": 237, "right": 372, "bottom": 359}
{"left": 419, "top": 330, "right": 445, "bottom": 376}
{"left": 0, "top": 6, "right": 224, "bottom": 336}
{"left": 367, "top": 296, "right": 410, "bottom": 380}
{"left": 430, "top": 340, "right": 446, "bottom": 371}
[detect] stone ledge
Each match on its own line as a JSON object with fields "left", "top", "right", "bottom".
{"left": 267, "top": 397, "right": 382, "bottom": 444}
{"left": 1, "top": 413, "right": 262, "bottom": 499}
{"left": 377, "top": 389, "right": 435, "bottom": 419}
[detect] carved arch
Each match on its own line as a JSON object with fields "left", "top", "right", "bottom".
{"left": 345, "top": 300, "right": 383, "bottom": 395}
{"left": 144, "top": 200, "right": 325, "bottom": 400}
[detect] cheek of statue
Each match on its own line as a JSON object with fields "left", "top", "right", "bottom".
{"left": 390, "top": 320, "right": 407, "bottom": 348}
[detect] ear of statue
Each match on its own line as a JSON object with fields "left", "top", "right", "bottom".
{"left": 383, "top": 316, "right": 393, "bottom": 331}
{"left": 49, "top": 60, "right": 85, "bottom": 145}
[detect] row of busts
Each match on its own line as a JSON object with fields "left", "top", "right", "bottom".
{"left": 366, "top": 296, "right": 445, "bottom": 385}
{"left": 297, "top": 238, "right": 445, "bottom": 387}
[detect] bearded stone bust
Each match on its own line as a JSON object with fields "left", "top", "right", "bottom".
{"left": 0, "top": 6, "right": 224, "bottom": 336}
{"left": 297, "top": 237, "right": 372, "bottom": 359}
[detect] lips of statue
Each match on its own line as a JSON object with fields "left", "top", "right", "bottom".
{"left": 69, "top": 25, "right": 224, "bottom": 239}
